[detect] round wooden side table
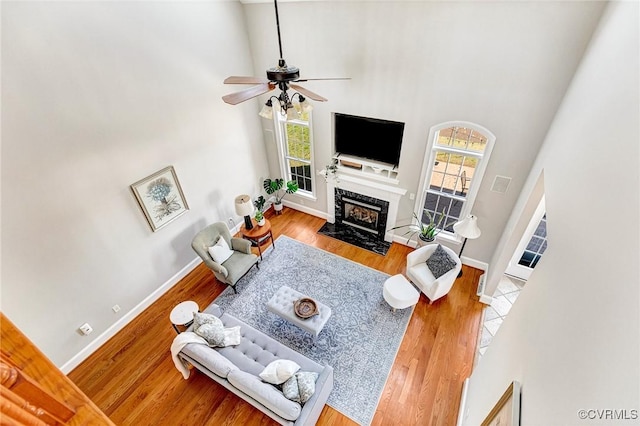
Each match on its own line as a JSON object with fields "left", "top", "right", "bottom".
{"left": 241, "top": 219, "right": 275, "bottom": 260}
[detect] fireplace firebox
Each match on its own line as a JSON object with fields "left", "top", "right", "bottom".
{"left": 335, "top": 189, "right": 389, "bottom": 240}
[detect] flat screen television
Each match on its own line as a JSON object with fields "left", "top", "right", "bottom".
{"left": 333, "top": 112, "right": 405, "bottom": 167}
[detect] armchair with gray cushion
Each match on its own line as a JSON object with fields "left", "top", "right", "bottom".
{"left": 406, "top": 244, "right": 461, "bottom": 304}
{"left": 191, "top": 222, "right": 259, "bottom": 293}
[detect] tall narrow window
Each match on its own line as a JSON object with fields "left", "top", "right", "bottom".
{"left": 275, "top": 109, "right": 315, "bottom": 197}
{"left": 416, "top": 122, "right": 495, "bottom": 240}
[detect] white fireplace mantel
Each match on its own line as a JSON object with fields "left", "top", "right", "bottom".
{"left": 326, "top": 173, "right": 407, "bottom": 243}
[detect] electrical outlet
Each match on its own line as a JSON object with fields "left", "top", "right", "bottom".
{"left": 79, "top": 323, "right": 93, "bottom": 335}
{"left": 409, "top": 193, "right": 415, "bottom": 200}
{"left": 112, "top": 304, "right": 121, "bottom": 313}
{"left": 228, "top": 217, "right": 234, "bottom": 226}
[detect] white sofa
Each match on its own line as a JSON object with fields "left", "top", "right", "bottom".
{"left": 177, "top": 304, "right": 334, "bottom": 426}
{"left": 406, "top": 244, "right": 461, "bottom": 303}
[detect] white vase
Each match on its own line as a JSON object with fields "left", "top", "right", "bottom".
{"left": 257, "top": 218, "right": 266, "bottom": 226}
{"left": 274, "top": 202, "right": 284, "bottom": 213}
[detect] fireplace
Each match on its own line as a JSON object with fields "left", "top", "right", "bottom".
{"left": 342, "top": 198, "right": 381, "bottom": 234}
{"left": 320, "top": 168, "right": 407, "bottom": 254}
{"left": 335, "top": 189, "right": 389, "bottom": 240}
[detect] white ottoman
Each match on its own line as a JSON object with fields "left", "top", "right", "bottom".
{"left": 383, "top": 274, "right": 419, "bottom": 312}
{"left": 267, "top": 286, "right": 332, "bottom": 340}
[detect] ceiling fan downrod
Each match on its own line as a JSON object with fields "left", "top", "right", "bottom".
{"left": 274, "top": 0, "right": 284, "bottom": 61}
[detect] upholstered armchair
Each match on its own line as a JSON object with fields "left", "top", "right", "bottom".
{"left": 191, "top": 222, "right": 259, "bottom": 293}
{"left": 406, "top": 244, "right": 461, "bottom": 304}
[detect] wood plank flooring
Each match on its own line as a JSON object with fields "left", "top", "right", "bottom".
{"left": 68, "top": 208, "right": 484, "bottom": 425}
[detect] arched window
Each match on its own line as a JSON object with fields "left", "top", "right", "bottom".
{"left": 415, "top": 122, "right": 495, "bottom": 240}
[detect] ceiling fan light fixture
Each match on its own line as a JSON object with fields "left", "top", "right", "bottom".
{"left": 259, "top": 99, "right": 274, "bottom": 119}
{"left": 285, "top": 102, "right": 299, "bottom": 120}
{"left": 298, "top": 97, "right": 312, "bottom": 113}
{"left": 222, "top": 0, "right": 347, "bottom": 106}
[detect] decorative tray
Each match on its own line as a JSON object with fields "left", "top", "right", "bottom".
{"left": 294, "top": 298, "right": 319, "bottom": 319}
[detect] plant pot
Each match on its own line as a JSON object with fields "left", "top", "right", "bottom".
{"left": 417, "top": 235, "right": 435, "bottom": 247}
{"left": 273, "top": 202, "right": 284, "bottom": 214}
{"left": 257, "top": 218, "right": 266, "bottom": 226}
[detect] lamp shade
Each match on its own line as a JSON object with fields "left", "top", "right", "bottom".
{"left": 259, "top": 104, "right": 273, "bottom": 119}
{"left": 453, "top": 215, "right": 481, "bottom": 239}
{"left": 234, "top": 194, "right": 253, "bottom": 216}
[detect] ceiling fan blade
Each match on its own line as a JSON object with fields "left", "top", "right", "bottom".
{"left": 289, "top": 84, "right": 328, "bottom": 102}
{"left": 295, "top": 77, "right": 351, "bottom": 82}
{"left": 222, "top": 83, "right": 275, "bottom": 105}
{"left": 224, "top": 76, "right": 269, "bottom": 85}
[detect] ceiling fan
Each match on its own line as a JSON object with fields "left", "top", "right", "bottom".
{"left": 222, "top": 0, "right": 347, "bottom": 111}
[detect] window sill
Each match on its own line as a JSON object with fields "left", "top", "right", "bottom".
{"left": 436, "top": 232, "right": 463, "bottom": 245}
{"left": 293, "top": 192, "right": 317, "bottom": 202}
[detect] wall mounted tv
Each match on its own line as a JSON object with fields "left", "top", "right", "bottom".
{"left": 333, "top": 112, "right": 405, "bottom": 167}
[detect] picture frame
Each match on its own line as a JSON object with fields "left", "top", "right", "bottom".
{"left": 481, "top": 381, "right": 521, "bottom": 426}
{"left": 130, "top": 166, "right": 189, "bottom": 232}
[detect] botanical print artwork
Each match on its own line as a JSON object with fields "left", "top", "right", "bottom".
{"left": 146, "top": 177, "right": 181, "bottom": 220}
{"left": 131, "top": 166, "right": 189, "bottom": 232}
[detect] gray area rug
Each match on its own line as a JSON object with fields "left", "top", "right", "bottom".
{"left": 211, "top": 235, "right": 413, "bottom": 425}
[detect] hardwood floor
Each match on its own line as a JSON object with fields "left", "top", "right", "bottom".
{"left": 68, "top": 208, "right": 484, "bottom": 425}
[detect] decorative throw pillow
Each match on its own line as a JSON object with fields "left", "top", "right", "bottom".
{"left": 195, "top": 322, "right": 225, "bottom": 347}
{"left": 207, "top": 237, "right": 233, "bottom": 264}
{"left": 222, "top": 326, "right": 242, "bottom": 347}
{"left": 259, "top": 359, "right": 301, "bottom": 385}
{"left": 425, "top": 244, "right": 457, "bottom": 279}
{"left": 282, "top": 371, "right": 319, "bottom": 404}
{"left": 193, "top": 312, "right": 221, "bottom": 331}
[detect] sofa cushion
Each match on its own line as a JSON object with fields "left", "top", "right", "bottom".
{"left": 227, "top": 370, "right": 301, "bottom": 421}
{"left": 193, "top": 312, "right": 222, "bottom": 331}
{"left": 282, "top": 371, "right": 319, "bottom": 404}
{"left": 208, "top": 236, "right": 233, "bottom": 264}
{"left": 425, "top": 244, "right": 457, "bottom": 278}
{"left": 259, "top": 359, "right": 301, "bottom": 385}
{"left": 222, "top": 326, "right": 242, "bottom": 347}
{"left": 180, "top": 343, "right": 238, "bottom": 378}
{"left": 195, "top": 322, "right": 225, "bottom": 347}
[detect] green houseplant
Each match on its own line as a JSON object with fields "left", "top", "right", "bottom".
{"left": 253, "top": 196, "right": 266, "bottom": 226}
{"left": 390, "top": 208, "right": 449, "bottom": 244}
{"left": 263, "top": 178, "right": 299, "bottom": 213}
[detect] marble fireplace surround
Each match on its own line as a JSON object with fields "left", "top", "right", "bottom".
{"left": 326, "top": 174, "right": 407, "bottom": 243}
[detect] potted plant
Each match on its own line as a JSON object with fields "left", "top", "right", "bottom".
{"left": 390, "top": 208, "right": 449, "bottom": 245}
{"left": 321, "top": 158, "right": 339, "bottom": 183}
{"left": 254, "top": 209, "right": 265, "bottom": 226}
{"left": 263, "top": 178, "right": 299, "bottom": 214}
{"left": 253, "top": 196, "right": 266, "bottom": 226}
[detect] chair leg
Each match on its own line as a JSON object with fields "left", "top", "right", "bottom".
{"left": 255, "top": 261, "right": 260, "bottom": 270}
{"left": 231, "top": 285, "right": 237, "bottom": 294}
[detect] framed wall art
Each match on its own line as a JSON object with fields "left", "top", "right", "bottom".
{"left": 130, "top": 166, "right": 189, "bottom": 232}
{"left": 481, "top": 381, "right": 521, "bottom": 426}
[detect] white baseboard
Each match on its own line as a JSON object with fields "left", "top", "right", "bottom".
{"left": 283, "top": 200, "right": 329, "bottom": 220}
{"left": 456, "top": 377, "right": 470, "bottom": 426}
{"left": 60, "top": 257, "right": 201, "bottom": 374}
{"left": 478, "top": 294, "right": 494, "bottom": 305}
{"left": 460, "top": 256, "right": 488, "bottom": 272}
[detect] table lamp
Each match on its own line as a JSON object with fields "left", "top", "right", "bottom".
{"left": 235, "top": 194, "right": 253, "bottom": 230}
{"left": 453, "top": 214, "right": 481, "bottom": 277}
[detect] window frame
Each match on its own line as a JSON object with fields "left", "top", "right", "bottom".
{"left": 415, "top": 121, "right": 496, "bottom": 243}
{"left": 272, "top": 108, "right": 317, "bottom": 200}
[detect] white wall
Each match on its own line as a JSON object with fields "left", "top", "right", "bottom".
{"left": 1, "top": 1, "right": 269, "bottom": 367}
{"left": 464, "top": 1, "right": 639, "bottom": 424}
{"left": 243, "top": 0, "right": 605, "bottom": 264}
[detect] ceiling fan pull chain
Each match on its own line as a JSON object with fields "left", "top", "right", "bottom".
{"left": 274, "top": 0, "right": 284, "bottom": 61}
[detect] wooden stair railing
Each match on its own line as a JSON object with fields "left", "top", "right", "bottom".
{"left": 0, "top": 313, "right": 114, "bottom": 425}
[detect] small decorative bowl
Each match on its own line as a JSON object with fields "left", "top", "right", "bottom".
{"left": 294, "top": 298, "right": 319, "bottom": 319}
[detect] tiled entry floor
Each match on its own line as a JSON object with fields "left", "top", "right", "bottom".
{"left": 477, "top": 275, "right": 526, "bottom": 358}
